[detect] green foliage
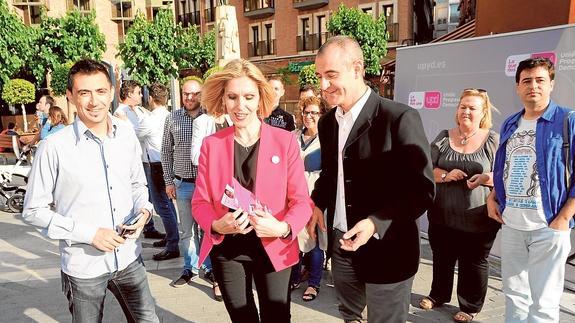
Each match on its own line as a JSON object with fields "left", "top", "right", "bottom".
{"left": 29, "top": 9, "right": 106, "bottom": 86}
{"left": 327, "top": 4, "right": 388, "bottom": 75}
{"left": 51, "top": 61, "right": 74, "bottom": 96}
{"left": 202, "top": 65, "right": 223, "bottom": 80}
{"left": 181, "top": 75, "right": 204, "bottom": 85}
{"left": 275, "top": 67, "right": 294, "bottom": 86}
{"left": 177, "top": 27, "right": 216, "bottom": 75}
{"left": 298, "top": 64, "right": 319, "bottom": 89}
{"left": 0, "top": 0, "right": 36, "bottom": 90}
{"left": 1, "top": 79, "right": 35, "bottom": 105}
{"left": 118, "top": 10, "right": 179, "bottom": 86}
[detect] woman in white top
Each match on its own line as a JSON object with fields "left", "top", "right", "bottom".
{"left": 290, "top": 95, "right": 328, "bottom": 301}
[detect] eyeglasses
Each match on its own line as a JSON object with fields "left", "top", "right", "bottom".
{"left": 302, "top": 111, "right": 321, "bottom": 117}
{"left": 463, "top": 88, "right": 487, "bottom": 93}
{"left": 183, "top": 91, "right": 201, "bottom": 97}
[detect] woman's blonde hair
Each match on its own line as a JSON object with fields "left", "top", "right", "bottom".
{"left": 201, "top": 59, "right": 276, "bottom": 118}
{"left": 456, "top": 88, "right": 496, "bottom": 129}
{"left": 48, "top": 106, "right": 69, "bottom": 126}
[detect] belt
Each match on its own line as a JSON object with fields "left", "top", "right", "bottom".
{"left": 174, "top": 175, "right": 195, "bottom": 183}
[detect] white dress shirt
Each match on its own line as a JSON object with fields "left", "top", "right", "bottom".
{"left": 22, "top": 115, "right": 152, "bottom": 279}
{"left": 333, "top": 87, "right": 371, "bottom": 232}
{"left": 116, "top": 103, "right": 150, "bottom": 162}
{"left": 191, "top": 114, "right": 216, "bottom": 165}
{"left": 132, "top": 106, "right": 170, "bottom": 163}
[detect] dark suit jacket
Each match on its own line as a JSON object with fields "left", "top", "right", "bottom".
{"left": 311, "top": 90, "right": 435, "bottom": 284}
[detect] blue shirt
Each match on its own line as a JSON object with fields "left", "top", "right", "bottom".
{"left": 493, "top": 100, "right": 575, "bottom": 228}
{"left": 22, "top": 115, "right": 152, "bottom": 278}
{"left": 40, "top": 121, "right": 66, "bottom": 140}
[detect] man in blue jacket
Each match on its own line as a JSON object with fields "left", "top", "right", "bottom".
{"left": 487, "top": 57, "right": 574, "bottom": 322}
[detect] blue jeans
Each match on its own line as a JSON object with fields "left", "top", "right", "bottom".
{"left": 144, "top": 163, "right": 179, "bottom": 252}
{"left": 501, "top": 225, "right": 571, "bottom": 323}
{"left": 174, "top": 178, "right": 212, "bottom": 273}
{"left": 291, "top": 241, "right": 324, "bottom": 288}
{"left": 61, "top": 257, "right": 158, "bottom": 323}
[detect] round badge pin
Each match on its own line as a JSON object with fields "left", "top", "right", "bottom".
{"left": 272, "top": 155, "right": 280, "bottom": 164}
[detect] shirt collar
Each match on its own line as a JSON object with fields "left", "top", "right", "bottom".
{"left": 335, "top": 87, "right": 371, "bottom": 123}
{"left": 73, "top": 113, "right": 118, "bottom": 143}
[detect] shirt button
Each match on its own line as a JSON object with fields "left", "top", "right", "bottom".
{"left": 110, "top": 186, "right": 112, "bottom": 190}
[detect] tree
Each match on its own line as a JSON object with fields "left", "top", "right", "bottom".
{"left": 118, "top": 10, "right": 179, "bottom": 86}
{"left": 51, "top": 61, "right": 74, "bottom": 96}
{"left": 28, "top": 10, "right": 106, "bottom": 87}
{"left": 176, "top": 27, "right": 216, "bottom": 75}
{"left": 327, "top": 4, "right": 388, "bottom": 76}
{"left": 297, "top": 64, "right": 319, "bottom": 89}
{"left": 0, "top": 0, "right": 35, "bottom": 91}
{"left": 2, "top": 79, "right": 35, "bottom": 132}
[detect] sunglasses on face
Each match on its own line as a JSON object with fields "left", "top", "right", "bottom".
{"left": 302, "top": 111, "right": 320, "bottom": 116}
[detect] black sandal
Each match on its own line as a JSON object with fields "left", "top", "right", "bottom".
{"left": 302, "top": 285, "right": 319, "bottom": 302}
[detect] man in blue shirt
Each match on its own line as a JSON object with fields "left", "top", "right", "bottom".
{"left": 487, "top": 57, "right": 574, "bottom": 322}
{"left": 23, "top": 59, "right": 159, "bottom": 322}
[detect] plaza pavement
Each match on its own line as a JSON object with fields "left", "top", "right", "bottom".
{"left": 1, "top": 210, "right": 575, "bottom": 323}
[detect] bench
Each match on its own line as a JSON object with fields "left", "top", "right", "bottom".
{"left": 0, "top": 135, "right": 21, "bottom": 164}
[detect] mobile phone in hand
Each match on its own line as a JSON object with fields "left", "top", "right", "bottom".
{"left": 120, "top": 213, "right": 144, "bottom": 238}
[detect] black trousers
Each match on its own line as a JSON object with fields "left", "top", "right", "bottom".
{"left": 428, "top": 222, "right": 498, "bottom": 313}
{"left": 211, "top": 232, "right": 291, "bottom": 323}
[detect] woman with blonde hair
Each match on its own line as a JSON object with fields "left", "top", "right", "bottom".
{"left": 192, "top": 59, "right": 312, "bottom": 322}
{"left": 40, "top": 106, "right": 69, "bottom": 140}
{"left": 419, "top": 88, "right": 501, "bottom": 323}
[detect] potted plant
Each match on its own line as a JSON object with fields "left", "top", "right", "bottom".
{"left": 1, "top": 79, "right": 35, "bottom": 132}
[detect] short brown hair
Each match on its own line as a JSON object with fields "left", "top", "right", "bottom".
{"left": 67, "top": 59, "right": 112, "bottom": 91}
{"left": 42, "top": 95, "right": 55, "bottom": 107}
{"left": 120, "top": 80, "right": 141, "bottom": 101}
{"left": 148, "top": 83, "right": 169, "bottom": 106}
{"left": 201, "top": 59, "right": 275, "bottom": 118}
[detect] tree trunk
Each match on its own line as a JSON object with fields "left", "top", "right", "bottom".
{"left": 21, "top": 103, "right": 28, "bottom": 133}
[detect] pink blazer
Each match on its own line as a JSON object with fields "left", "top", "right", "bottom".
{"left": 191, "top": 123, "right": 313, "bottom": 271}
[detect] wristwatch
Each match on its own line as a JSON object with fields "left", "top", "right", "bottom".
{"left": 441, "top": 173, "right": 447, "bottom": 182}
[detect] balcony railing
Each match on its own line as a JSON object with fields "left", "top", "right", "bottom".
{"left": 177, "top": 11, "right": 200, "bottom": 27}
{"left": 243, "top": 0, "right": 274, "bottom": 18}
{"left": 204, "top": 7, "right": 214, "bottom": 23}
{"left": 386, "top": 22, "right": 398, "bottom": 42}
{"left": 296, "top": 32, "right": 329, "bottom": 52}
{"left": 292, "top": 0, "right": 328, "bottom": 10}
{"left": 248, "top": 39, "right": 276, "bottom": 57}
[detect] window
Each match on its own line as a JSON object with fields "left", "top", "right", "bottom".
{"left": 361, "top": 7, "right": 372, "bottom": 16}
{"left": 117, "top": 20, "right": 134, "bottom": 42}
{"left": 67, "top": 0, "right": 90, "bottom": 13}
{"left": 113, "top": 1, "right": 133, "bottom": 19}
{"left": 381, "top": 4, "right": 393, "bottom": 23}
{"left": 13, "top": 0, "right": 43, "bottom": 25}
{"left": 301, "top": 17, "right": 310, "bottom": 51}
{"left": 316, "top": 15, "right": 327, "bottom": 48}
{"left": 251, "top": 25, "right": 260, "bottom": 56}
{"left": 204, "top": 0, "right": 215, "bottom": 23}
{"left": 264, "top": 23, "right": 274, "bottom": 55}
{"left": 244, "top": 0, "right": 273, "bottom": 12}
{"left": 449, "top": 3, "right": 459, "bottom": 24}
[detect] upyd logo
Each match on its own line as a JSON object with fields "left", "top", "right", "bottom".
{"left": 505, "top": 51, "right": 556, "bottom": 76}
{"left": 408, "top": 91, "right": 442, "bottom": 110}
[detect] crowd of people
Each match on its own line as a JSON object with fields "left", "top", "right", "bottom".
{"left": 15, "top": 34, "right": 575, "bottom": 323}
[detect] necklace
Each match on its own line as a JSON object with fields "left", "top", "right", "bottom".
{"left": 234, "top": 135, "right": 258, "bottom": 151}
{"left": 458, "top": 127, "right": 478, "bottom": 145}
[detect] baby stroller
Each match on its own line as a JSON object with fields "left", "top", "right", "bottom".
{"left": 0, "top": 145, "right": 32, "bottom": 213}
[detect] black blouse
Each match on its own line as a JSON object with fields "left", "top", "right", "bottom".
{"left": 428, "top": 130, "right": 501, "bottom": 233}
{"left": 234, "top": 139, "right": 260, "bottom": 193}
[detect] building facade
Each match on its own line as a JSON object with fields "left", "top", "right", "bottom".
{"left": 433, "top": 0, "right": 459, "bottom": 38}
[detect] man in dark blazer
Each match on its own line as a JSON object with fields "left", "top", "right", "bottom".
{"left": 309, "top": 36, "right": 435, "bottom": 322}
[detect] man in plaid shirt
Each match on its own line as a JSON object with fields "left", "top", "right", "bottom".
{"left": 161, "top": 78, "right": 213, "bottom": 285}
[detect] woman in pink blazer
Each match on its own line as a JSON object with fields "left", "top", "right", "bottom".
{"left": 192, "top": 59, "right": 312, "bottom": 323}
